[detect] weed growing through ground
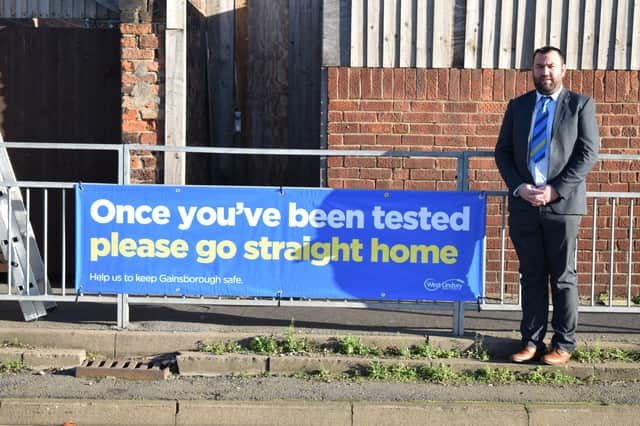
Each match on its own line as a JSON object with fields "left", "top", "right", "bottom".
{"left": 409, "top": 341, "right": 460, "bottom": 359}
{"left": 524, "top": 367, "right": 582, "bottom": 385}
{"left": 248, "top": 335, "right": 279, "bottom": 354}
{"left": 473, "top": 367, "right": 516, "bottom": 384}
{"left": 0, "top": 359, "right": 25, "bottom": 373}
{"left": 572, "top": 343, "right": 640, "bottom": 363}
{"left": 0, "top": 338, "right": 30, "bottom": 349}
{"left": 335, "top": 335, "right": 382, "bottom": 356}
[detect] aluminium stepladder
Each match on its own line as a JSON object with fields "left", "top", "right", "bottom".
{"left": 0, "top": 132, "right": 54, "bottom": 320}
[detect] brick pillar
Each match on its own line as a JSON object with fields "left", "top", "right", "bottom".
{"left": 120, "top": 0, "right": 163, "bottom": 183}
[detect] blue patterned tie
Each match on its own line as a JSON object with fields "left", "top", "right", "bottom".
{"left": 529, "top": 96, "right": 551, "bottom": 163}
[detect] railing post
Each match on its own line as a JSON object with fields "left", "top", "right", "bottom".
{"left": 453, "top": 302, "right": 464, "bottom": 336}
{"left": 117, "top": 293, "right": 129, "bottom": 328}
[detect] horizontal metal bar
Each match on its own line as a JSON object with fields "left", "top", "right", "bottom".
{"left": 2, "top": 142, "right": 123, "bottom": 151}
{"left": 0, "top": 295, "right": 118, "bottom": 303}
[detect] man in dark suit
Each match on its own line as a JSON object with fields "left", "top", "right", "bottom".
{"left": 494, "top": 46, "right": 599, "bottom": 365}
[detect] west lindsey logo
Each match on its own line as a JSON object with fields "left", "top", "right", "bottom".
{"left": 423, "top": 278, "right": 465, "bottom": 292}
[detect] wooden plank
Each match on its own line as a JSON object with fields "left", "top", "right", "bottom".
{"left": 464, "top": 0, "right": 480, "bottom": 68}
{"left": 288, "top": 0, "right": 321, "bottom": 185}
{"left": 366, "top": 0, "right": 381, "bottom": 66}
{"left": 597, "top": 0, "right": 613, "bottom": 69}
{"left": 581, "top": 0, "right": 596, "bottom": 69}
{"left": 350, "top": 0, "right": 364, "bottom": 66}
{"left": 382, "top": 0, "right": 397, "bottom": 67}
{"left": 498, "top": 0, "right": 514, "bottom": 69}
{"left": 62, "top": 0, "right": 72, "bottom": 18}
{"left": 631, "top": 0, "right": 640, "bottom": 69}
{"left": 322, "top": 0, "right": 340, "bottom": 66}
{"left": 86, "top": 0, "right": 96, "bottom": 19}
{"left": 432, "top": 0, "right": 453, "bottom": 67}
{"left": 415, "top": 0, "right": 428, "bottom": 67}
{"left": 399, "top": 0, "right": 413, "bottom": 67}
{"left": 247, "top": 0, "right": 289, "bottom": 183}
{"left": 206, "top": 0, "right": 236, "bottom": 183}
{"left": 548, "top": 0, "right": 563, "bottom": 50}
{"left": 50, "top": 0, "right": 62, "bottom": 18}
{"left": 565, "top": 0, "right": 580, "bottom": 68}
{"left": 168, "top": 0, "right": 186, "bottom": 30}
{"left": 165, "top": 0, "right": 187, "bottom": 185}
{"left": 614, "top": 0, "right": 629, "bottom": 69}
{"left": 18, "top": 0, "right": 28, "bottom": 17}
{"left": 72, "top": 0, "right": 82, "bottom": 18}
{"left": 514, "top": 0, "right": 534, "bottom": 69}
{"left": 533, "top": 0, "right": 548, "bottom": 50}
{"left": 481, "top": 0, "right": 497, "bottom": 68}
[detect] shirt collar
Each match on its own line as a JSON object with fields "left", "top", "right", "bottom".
{"left": 536, "top": 86, "right": 563, "bottom": 102}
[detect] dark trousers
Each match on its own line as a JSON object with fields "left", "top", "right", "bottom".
{"left": 509, "top": 208, "right": 581, "bottom": 352}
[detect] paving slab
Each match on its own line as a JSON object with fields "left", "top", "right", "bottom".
{"left": 526, "top": 403, "right": 640, "bottom": 425}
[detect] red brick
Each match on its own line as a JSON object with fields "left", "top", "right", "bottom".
{"left": 375, "top": 180, "right": 405, "bottom": 190}
{"left": 329, "top": 100, "right": 359, "bottom": 111}
{"left": 471, "top": 69, "right": 482, "bottom": 99}
{"left": 416, "top": 69, "right": 427, "bottom": 99}
{"left": 349, "top": 68, "right": 362, "bottom": 99}
{"left": 405, "top": 181, "right": 436, "bottom": 190}
{"left": 121, "top": 36, "right": 137, "bottom": 48}
{"left": 359, "top": 168, "right": 392, "bottom": 179}
{"left": 122, "top": 120, "right": 150, "bottom": 132}
{"left": 343, "top": 112, "right": 377, "bottom": 121}
{"left": 392, "top": 123, "right": 409, "bottom": 134}
{"left": 445, "top": 103, "right": 477, "bottom": 113}
{"left": 377, "top": 112, "right": 403, "bottom": 122}
{"left": 479, "top": 102, "right": 508, "bottom": 113}
{"left": 476, "top": 124, "right": 501, "bottom": 135}
{"left": 328, "top": 168, "right": 359, "bottom": 179}
{"left": 605, "top": 71, "right": 617, "bottom": 102}
{"left": 338, "top": 68, "right": 349, "bottom": 98}
{"left": 441, "top": 124, "right": 476, "bottom": 135}
{"left": 410, "top": 101, "right": 444, "bottom": 112}
{"left": 343, "top": 179, "right": 375, "bottom": 189}
{"left": 504, "top": 70, "right": 516, "bottom": 100}
{"left": 371, "top": 68, "right": 383, "bottom": 98}
{"left": 383, "top": 69, "right": 394, "bottom": 99}
{"left": 377, "top": 135, "right": 402, "bottom": 145}
{"left": 328, "top": 134, "right": 343, "bottom": 146}
{"left": 515, "top": 71, "right": 529, "bottom": 96}
{"left": 392, "top": 169, "right": 410, "bottom": 180}
{"left": 460, "top": 69, "right": 472, "bottom": 100}
{"left": 328, "top": 111, "right": 342, "bottom": 122}
{"left": 437, "top": 69, "right": 449, "bottom": 99}
{"left": 393, "top": 101, "right": 411, "bottom": 111}
{"left": 570, "top": 70, "right": 583, "bottom": 94}
{"left": 327, "top": 67, "right": 338, "bottom": 99}
{"left": 426, "top": 69, "right": 439, "bottom": 99}
{"left": 327, "top": 123, "right": 360, "bottom": 133}
{"left": 410, "top": 124, "right": 442, "bottom": 134}
{"left": 122, "top": 108, "right": 138, "bottom": 120}
{"left": 120, "top": 23, "right": 152, "bottom": 34}
{"left": 630, "top": 71, "right": 639, "bottom": 101}
{"left": 617, "top": 71, "right": 630, "bottom": 102}
{"left": 361, "top": 123, "right": 394, "bottom": 133}
{"left": 326, "top": 156, "right": 343, "bottom": 167}
{"left": 434, "top": 136, "right": 466, "bottom": 147}
{"left": 139, "top": 35, "right": 159, "bottom": 49}
{"left": 582, "top": 70, "right": 594, "bottom": 97}
{"left": 122, "top": 48, "right": 155, "bottom": 60}
{"left": 393, "top": 68, "right": 405, "bottom": 98}
{"left": 343, "top": 135, "right": 375, "bottom": 145}
{"left": 594, "top": 70, "right": 605, "bottom": 102}
{"left": 130, "top": 156, "right": 142, "bottom": 169}
{"left": 361, "top": 68, "right": 373, "bottom": 99}
{"left": 493, "top": 69, "right": 504, "bottom": 101}
{"left": 360, "top": 100, "right": 393, "bottom": 111}
{"left": 327, "top": 178, "right": 344, "bottom": 188}
{"left": 481, "top": 69, "right": 493, "bottom": 100}
{"left": 121, "top": 60, "right": 135, "bottom": 72}
{"left": 345, "top": 157, "right": 376, "bottom": 167}
{"left": 406, "top": 69, "right": 417, "bottom": 99}
{"left": 449, "top": 68, "right": 460, "bottom": 100}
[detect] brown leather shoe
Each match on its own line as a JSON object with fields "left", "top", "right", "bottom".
{"left": 510, "top": 345, "right": 543, "bottom": 363}
{"left": 542, "top": 348, "right": 571, "bottom": 366}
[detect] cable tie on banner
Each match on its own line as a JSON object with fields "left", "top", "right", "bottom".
{"left": 78, "top": 181, "right": 83, "bottom": 191}
{"left": 75, "top": 287, "right": 82, "bottom": 303}
{"left": 279, "top": 185, "right": 284, "bottom": 196}
{"left": 276, "top": 289, "right": 283, "bottom": 307}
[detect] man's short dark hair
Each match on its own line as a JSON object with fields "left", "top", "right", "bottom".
{"left": 533, "top": 46, "right": 566, "bottom": 64}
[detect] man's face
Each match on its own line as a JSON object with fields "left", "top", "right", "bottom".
{"left": 532, "top": 51, "right": 566, "bottom": 95}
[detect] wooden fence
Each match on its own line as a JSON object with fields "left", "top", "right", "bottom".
{"left": 323, "top": 0, "right": 640, "bottom": 70}
{"left": 0, "top": 0, "right": 117, "bottom": 20}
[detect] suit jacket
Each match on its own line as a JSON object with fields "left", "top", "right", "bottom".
{"left": 495, "top": 88, "right": 600, "bottom": 215}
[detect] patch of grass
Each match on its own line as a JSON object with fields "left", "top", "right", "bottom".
{"left": 416, "top": 363, "right": 458, "bottom": 384}
{"left": 282, "top": 322, "right": 312, "bottom": 354}
{"left": 473, "top": 367, "right": 516, "bottom": 384}
{"left": 196, "top": 341, "right": 243, "bottom": 354}
{"left": 248, "top": 335, "right": 279, "bottom": 355}
{"left": 384, "top": 345, "right": 411, "bottom": 357}
{"left": 409, "top": 342, "right": 460, "bottom": 359}
{"left": 524, "top": 367, "right": 582, "bottom": 385}
{"left": 632, "top": 294, "right": 640, "bottom": 305}
{"left": 335, "top": 335, "right": 381, "bottom": 356}
{"left": 464, "top": 336, "right": 490, "bottom": 361}
{"left": 573, "top": 344, "right": 640, "bottom": 363}
{"left": 0, "top": 359, "right": 25, "bottom": 373}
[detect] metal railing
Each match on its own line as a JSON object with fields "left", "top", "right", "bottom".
{"left": 0, "top": 142, "right": 638, "bottom": 332}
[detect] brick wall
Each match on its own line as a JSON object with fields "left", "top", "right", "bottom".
{"left": 120, "top": 16, "right": 164, "bottom": 183}
{"left": 327, "top": 67, "right": 640, "bottom": 302}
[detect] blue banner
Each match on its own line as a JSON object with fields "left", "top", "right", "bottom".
{"left": 75, "top": 184, "right": 485, "bottom": 301}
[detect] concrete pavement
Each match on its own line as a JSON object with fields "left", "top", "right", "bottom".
{"left": 1, "top": 301, "right": 639, "bottom": 425}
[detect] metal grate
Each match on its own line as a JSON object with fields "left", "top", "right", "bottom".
{"left": 75, "top": 357, "right": 173, "bottom": 380}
